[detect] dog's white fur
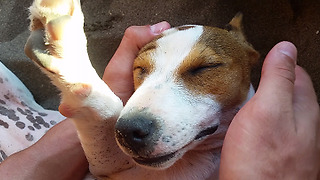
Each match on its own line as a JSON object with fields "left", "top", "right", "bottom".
{"left": 23, "top": 0, "right": 258, "bottom": 179}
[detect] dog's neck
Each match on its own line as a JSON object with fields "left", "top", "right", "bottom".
{"left": 204, "top": 84, "right": 255, "bottom": 147}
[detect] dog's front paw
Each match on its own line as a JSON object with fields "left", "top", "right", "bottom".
{"left": 25, "top": 0, "right": 93, "bottom": 82}
{"left": 25, "top": 0, "right": 123, "bottom": 120}
{"left": 23, "top": 2, "right": 127, "bottom": 177}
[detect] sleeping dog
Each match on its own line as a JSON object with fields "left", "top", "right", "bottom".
{"left": 24, "top": 0, "right": 259, "bottom": 179}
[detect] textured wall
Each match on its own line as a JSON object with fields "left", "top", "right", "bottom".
{"left": 0, "top": 0, "right": 319, "bottom": 109}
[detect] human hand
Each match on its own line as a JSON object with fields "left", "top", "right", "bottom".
{"left": 103, "top": 21, "right": 171, "bottom": 103}
{"left": 220, "top": 41, "right": 320, "bottom": 179}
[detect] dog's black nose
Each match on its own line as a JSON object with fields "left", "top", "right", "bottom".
{"left": 115, "top": 113, "right": 159, "bottom": 156}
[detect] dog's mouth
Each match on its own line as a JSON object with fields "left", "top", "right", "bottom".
{"left": 194, "top": 125, "right": 219, "bottom": 140}
{"left": 132, "top": 125, "right": 219, "bottom": 167}
{"left": 133, "top": 152, "right": 177, "bottom": 167}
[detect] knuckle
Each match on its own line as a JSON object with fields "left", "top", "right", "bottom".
{"left": 262, "top": 52, "right": 296, "bottom": 86}
{"left": 276, "top": 53, "right": 296, "bottom": 83}
{"left": 276, "top": 66, "right": 296, "bottom": 85}
{"left": 124, "top": 26, "right": 139, "bottom": 40}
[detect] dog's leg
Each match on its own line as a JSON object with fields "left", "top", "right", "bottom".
{"left": 25, "top": 0, "right": 134, "bottom": 178}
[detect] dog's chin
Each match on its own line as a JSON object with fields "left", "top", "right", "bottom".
{"left": 132, "top": 125, "right": 219, "bottom": 169}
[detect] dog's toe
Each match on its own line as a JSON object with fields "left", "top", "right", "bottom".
{"left": 29, "top": 0, "right": 81, "bottom": 30}
{"left": 24, "top": 29, "right": 59, "bottom": 73}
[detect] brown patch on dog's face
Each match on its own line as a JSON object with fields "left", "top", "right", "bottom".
{"left": 133, "top": 42, "right": 157, "bottom": 89}
{"left": 178, "top": 26, "right": 259, "bottom": 108}
{"left": 134, "top": 24, "right": 259, "bottom": 109}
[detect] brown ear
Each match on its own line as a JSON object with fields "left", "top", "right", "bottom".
{"left": 247, "top": 46, "right": 260, "bottom": 67}
{"left": 225, "top": 13, "right": 245, "bottom": 40}
{"left": 227, "top": 12, "right": 243, "bottom": 32}
{"left": 227, "top": 13, "right": 260, "bottom": 66}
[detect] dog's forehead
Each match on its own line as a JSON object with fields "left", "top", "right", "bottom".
{"left": 152, "top": 25, "right": 204, "bottom": 70}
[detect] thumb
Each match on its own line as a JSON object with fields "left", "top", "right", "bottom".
{"left": 255, "top": 41, "right": 297, "bottom": 106}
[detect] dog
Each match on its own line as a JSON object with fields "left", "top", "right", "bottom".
{"left": 22, "top": 0, "right": 259, "bottom": 179}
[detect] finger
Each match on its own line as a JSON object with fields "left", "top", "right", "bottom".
{"left": 103, "top": 21, "right": 170, "bottom": 103}
{"left": 293, "top": 66, "right": 320, "bottom": 132}
{"left": 255, "top": 41, "right": 297, "bottom": 109}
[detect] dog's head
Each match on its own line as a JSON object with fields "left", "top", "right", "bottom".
{"left": 115, "top": 14, "right": 259, "bottom": 169}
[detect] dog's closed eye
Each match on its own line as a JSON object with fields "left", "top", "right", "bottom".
{"left": 189, "top": 62, "right": 224, "bottom": 75}
{"left": 134, "top": 66, "right": 149, "bottom": 79}
{"left": 133, "top": 66, "right": 151, "bottom": 88}
{"left": 134, "top": 66, "right": 147, "bottom": 75}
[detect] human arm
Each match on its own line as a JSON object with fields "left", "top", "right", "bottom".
{"left": 220, "top": 41, "right": 320, "bottom": 179}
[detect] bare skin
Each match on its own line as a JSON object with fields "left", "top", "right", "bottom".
{"left": 220, "top": 41, "right": 320, "bottom": 180}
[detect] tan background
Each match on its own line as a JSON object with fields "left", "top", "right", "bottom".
{"left": 0, "top": 0, "right": 319, "bottom": 109}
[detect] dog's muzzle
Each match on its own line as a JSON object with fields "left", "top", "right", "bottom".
{"left": 115, "top": 109, "right": 220, "bottom": 168}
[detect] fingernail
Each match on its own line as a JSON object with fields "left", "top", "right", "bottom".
{"left": 150, "top": 21, "right": 168, "bottom": 35}
{"left": 278, "top": 41, "right": 297, "bottom": 63}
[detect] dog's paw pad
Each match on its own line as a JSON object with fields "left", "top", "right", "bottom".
{"left": 58, "top": 83, "right": 92, "bottom": 117}
{"left": 59, "top": 103, "right": 74, "bottom": 118}
{"left": 70, "top": 83, "right": 92, "bottom": 97}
